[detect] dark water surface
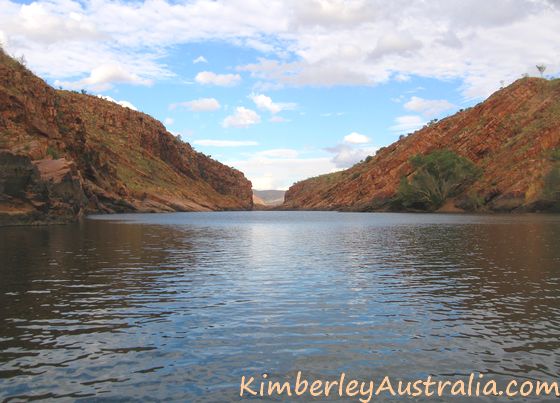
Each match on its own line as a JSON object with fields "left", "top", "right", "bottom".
{"left": 1, "top": 212, "right": 559, "bottom": 401}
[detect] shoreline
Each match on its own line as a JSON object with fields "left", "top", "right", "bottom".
{"left": 3, "top": 208, "right": 559, "bottom": 228}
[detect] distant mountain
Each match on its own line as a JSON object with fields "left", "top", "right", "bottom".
{"left": 0, "top": 49, "right": 253, "bottom": 225}
{"left": 284, "top": 78, "right": 560, "bottom": 212}
{"left": 253, "top": 190, "right": 285, "bottom": 207}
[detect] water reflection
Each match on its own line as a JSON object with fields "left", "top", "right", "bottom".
{"left": 0, "top": 212, "right": 559, "bottom": 401}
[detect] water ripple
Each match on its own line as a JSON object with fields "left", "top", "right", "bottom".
{"left": 0, "top": 212, "right": 559, "bottom": 401}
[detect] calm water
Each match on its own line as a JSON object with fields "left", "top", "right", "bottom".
{"left": 0, "top": 212, "right": 559, "bottom": 401}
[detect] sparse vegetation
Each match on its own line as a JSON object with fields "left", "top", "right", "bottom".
{"left": 543, "top": 148, "right": 560, "bottom": 210}
{"left": 536, "top": 64, "right": 546, "bottom": 78}
{"left": 16, "top": 55, "right": 27, "bottom": 67}
{"left": 543, "top": 165, "right": 560, "bottom": 207}
{"left": 458, "top": 191, "right": 485, "bottom": 211}
{"left": 0, "top": 47, "right": 32, "bottom": 75}
{"left": 396, "top": 150, "right": 482, "bottom": 211}
{"left": 0, "top": 40, "right": 254, "bottom": 219}
{"left": 46, "top": 146, "right": 60, "bottom": 159}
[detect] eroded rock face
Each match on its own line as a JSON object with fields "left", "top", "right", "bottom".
{"left": 0, "top": 49, "right": 252, "bottom": 225}
{"left": 0, "top": 153, "right": 86, "bottom": 225}
{"left": 284, "top": 78, "right": 560, "bottom": 212}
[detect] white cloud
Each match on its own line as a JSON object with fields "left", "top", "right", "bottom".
{"left": 0, "top": 30, "right": 8, "bottom": 47}
{"left": 343, "top": 132, "right": 370, "bottom": 144}
{"left": 242, "top": 37, "right": 276, "bottom": 53}
{"left": 321, "top": 112, "right": 345, "bottom": 117}
{"left": 325, "top": 144, "right": 378, "bottom": 168}
{"left": 2, "top": 0, "right": 560, "bottom": 98}
{"left": 171, "top": 98, "right": 221, "bottom": 112}
{"left": 193, "top": 139, "right": 258, "bottom": 147}
{"left": 222, "top": 107, "right": 261, "bottom": 128}
{"left": 164, "top": 117, "right": 174, "bottom": 126}
{"left": 228, "top": 155, "right": 338, "bottom": 190}
{"left": 96, "top": 94, "right": 137, "bottom": 110}
{"left": 250, "top": 93, "right": 296, "bottom": 114}
{"left": 404, "top": 96, "right": 456, "bottom": 117}
{"left": 270, "top": 116, "right": 289, "bottom": 123}
{"left": 368, "top": 31, "right": 421, "bottom": 59}
{"left": 193, "top": 55, "right": 207, "bottom": 64}
{"left": 389, "top": 115, "right": 426, "bottom": 134}
{"left": 56, "top": 64, "right": 152, "bottom": 91}
{"left": 195, "top": 71, "right": 241, "bottom": 86}
{"left": 3, "top": 2, "right": 101, "bottom": 44}
{"left": 236, "top": 1, "right": 560, "bottom": 97}
{"left": 256, "top": 149, "right": 299, "bottom": 158}
{"left": 395, "top": 73, "right": 411, "bottom": 82}
{"left": 290, "top": 0, "right": 379, "bottom": 28}
{"left": 239, "top": 59, "right": 386, "bottom": 87}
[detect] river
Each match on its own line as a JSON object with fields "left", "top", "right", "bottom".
{"left": 1, "top": 212, "right": 559, "bottom": 401}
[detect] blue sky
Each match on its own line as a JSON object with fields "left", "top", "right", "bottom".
{"left": 1, "top": 0, "right": 559, "bottom": 189}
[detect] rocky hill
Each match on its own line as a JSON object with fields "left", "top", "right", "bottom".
{"left": 0, "top": 49, "right": 252, "bottom": 225}
{"left": 284, "top": 78, "right": 560, "bottom": 212}
{"left": 253, "top": 190, "right": 285, "bottom": 206}
{"left": 252, "top": 189, "right": 286, "bottom": 210}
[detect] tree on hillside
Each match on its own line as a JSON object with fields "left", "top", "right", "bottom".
{"left": 396, "top": 150, "right": 482, "bottom": 211}
{"left": 16, "top": 55, "right": 27, "bottom": 67}
{"left": 544, "top": 166, "right": 560, "bottom": 201}
{"left": 543, "top": 149, "right": 560, "bottom": 210}
{"left": 536, "top": 64, "right": 546, "bottom": 78}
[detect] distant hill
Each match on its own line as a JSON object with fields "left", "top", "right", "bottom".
{"left": 284, "top": 77, "right": 560, "bottom": 212}
{"left": 0, "top": 49, "right": 253, "bottom": 225}
{"left": 253, "top": 190, "right": 285, "bottom": 207}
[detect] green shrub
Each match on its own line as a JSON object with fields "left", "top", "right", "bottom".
{"left": 396, "top": 150, "right": 482, "bottom": 211}
{"left": 46, "top": 146, "right": 60, "bottom": 159}
{"left": 543, "top": 165, "right": 560, "bottom": 202}
{"left": 544, "top": 148, "right": 560, "bottom": 209}
{"left": 458, "top": 191, "right": 485, "bottom": 211}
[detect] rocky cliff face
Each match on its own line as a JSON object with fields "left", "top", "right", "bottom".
{"left": 0, "top": 50, "right": 252, "bottom": 225}
{"left": 284, "top": 78, "right": 560, "bottom": 212}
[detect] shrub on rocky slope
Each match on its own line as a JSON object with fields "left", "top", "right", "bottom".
{"left": 284, "top": 77, "right": 560, "bottom": 212}
{"left": 0, "top": 49, "right": 253, "bottom": 225}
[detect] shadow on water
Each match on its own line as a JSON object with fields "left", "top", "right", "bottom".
{"left": 0, "top": 212, "right": 559, "bottom": 401}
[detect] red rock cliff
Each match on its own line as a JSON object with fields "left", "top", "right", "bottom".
{"left": 0, "top": 49, "right": 253, "bottom": 225}
{"left": 284, "top": 78, "right": 560, "bottom": 212}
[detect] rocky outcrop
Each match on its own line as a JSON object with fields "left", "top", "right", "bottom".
{"left": 0, "top": 49, "right": 252, "bottom": 225}
{"left": 0, "top": 153, "right": 86, "bottom": 225}
{"left": 284, "top": 78, "right": 560, "bottom": 212}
